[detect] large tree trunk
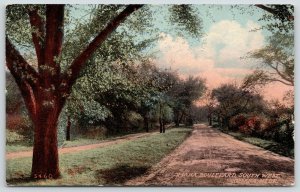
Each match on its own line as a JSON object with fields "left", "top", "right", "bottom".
{"left": 31, "top": 118, "right": 60, "bottom": 179}
{"left": 31, "top": 96, "right": 62, "bottom": 179}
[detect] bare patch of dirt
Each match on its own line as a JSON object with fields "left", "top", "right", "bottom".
{"left": 126, "top": 124, "right": 294, "bottom": 186}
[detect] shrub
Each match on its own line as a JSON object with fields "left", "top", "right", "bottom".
{"left": 6, "top": 129, "right": 25, "bottom": 143}
{"left": 127, "top": 112, "right": 143, "bottom": 129}
{"left": 238, "top": 125, "right": 253, "bottom": 135}
{"left": 273, "top": 122, "right": 294, "bottom": 148}
{"left": 82, "top": 126, "right": 107, "bottom": 139}
{"left": 262, "top": 119, "right": 278, "bottom": 139}
{"left": 229, "top": 115, "right": 246, "bottom": 131}
{"left": 251, "top": 117, "right": 294, "bottom": 148}
{"left": 247, "top": 116, "right": 262, "bottom": 136}
{"left": 6, "top": 114, "right": 33, "bottom": 143}
{"left": 237, "top": 115, "right": 265, "bottom": 137}
{"left": 6, "top": 114, "right": 23, "bottom": 130}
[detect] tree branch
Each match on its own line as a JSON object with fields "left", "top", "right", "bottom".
{"left": 6, "top": 37, "right": 39, "bottom": 88}
{"left": 43, "top": 4, "right": 65, "bottom": 86}
{"left": 6, "top": 37, "right": 39, "bottom": 120}
{"left": 255, "top": 4, "right": 294, "bottom": 21}
{"left": 268, "top": 62, "right": 293, "bottom": 84}
{"left": 23, "top": 82, "right": 38, "bottom": 121}
{"left": 28, "top": 5, "right": 45, "bottom": 66}
{"left": 62, "top": 4, "right": 143, "bottom": 92}
{"left": 266, "top": 78, "right": 293, "bottom": 86}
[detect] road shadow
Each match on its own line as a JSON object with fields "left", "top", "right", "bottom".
{"left": 230, "top": 154, "right": 294, "bottom": 174}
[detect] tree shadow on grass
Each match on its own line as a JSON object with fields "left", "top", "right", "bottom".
{"left": 264, "top": 144, "right": 294, "bottom": 158}
{"left": 6, "top": 176, "right": 36, "bottom": 186}
{"left": 95, "top": 164, "right": 150, "bottom": 185}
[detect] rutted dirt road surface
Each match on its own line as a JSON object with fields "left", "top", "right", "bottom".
{"left": 126, "top": 124, "right": 294, "bottom": 186}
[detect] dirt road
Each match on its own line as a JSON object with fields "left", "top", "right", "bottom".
{"left": 6, "top": 131, "right": 158, "bottom": 160}
{"left": 126, "top": 124, "right": 294, "bottom": 186}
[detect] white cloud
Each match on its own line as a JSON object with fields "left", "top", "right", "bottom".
{"left": 157, "top": 33, "right": 214, "bottom": 75}
{"left": 205, "top": 20, "right": 265, "bottom": 68}
{"left": 156, "top": 19, "right": 264, "bottom": 88}
{"left": 156, "top": 20, "right": 290, "bottom": 101}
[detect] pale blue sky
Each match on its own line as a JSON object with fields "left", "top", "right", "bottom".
{"left": 68, "top": 4, "right": 291, "bottom": 100}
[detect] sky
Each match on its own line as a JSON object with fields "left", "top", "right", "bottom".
{"left": 151, "top": 5, "right": 293, "bottom": 101}
{"left": 7, "top": 4, "right": 293, "bottom": 102}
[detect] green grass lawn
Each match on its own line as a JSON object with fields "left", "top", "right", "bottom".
{"left": 226, "top": 131, "right": 294, "bottom": 158}
{"left": 6, "top": 127, "right": 191, "bottom": 186}
{"left": 6, "top": 144, "right": 33, "bottom": 153}
{"left": 209, "top": 122, "right": 294, "bottom": 158}
{"left": 61, "top": 138, "right": 106, "bottom": 148}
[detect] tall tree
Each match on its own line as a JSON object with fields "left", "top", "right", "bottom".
{"left": 212, "top": 83, "right": 265, "bottom": 129}
{"left": 6, "top": 4, "right": 143, "bottom": 179}
{"left": 169, "top": 76, "right": 206, "bottom": 126}
{"left": 243, "top": 32, "right": 294, "bottom": 87}
{"left": 243, "top": 4, "right": 294, "bottom": 88}
{"left": 201, "top": 90, "right": 218, "bottom": 126}
{"left": 6, "top": 4, "right": 203, "bottom": 178}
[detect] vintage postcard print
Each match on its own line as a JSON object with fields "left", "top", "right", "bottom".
{"left": 6, "top": 4, "right": 294, "bottom": 186}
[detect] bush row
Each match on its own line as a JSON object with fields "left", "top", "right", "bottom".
{"left": 229, "top": 114, "right": 294, "bottom": 148}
